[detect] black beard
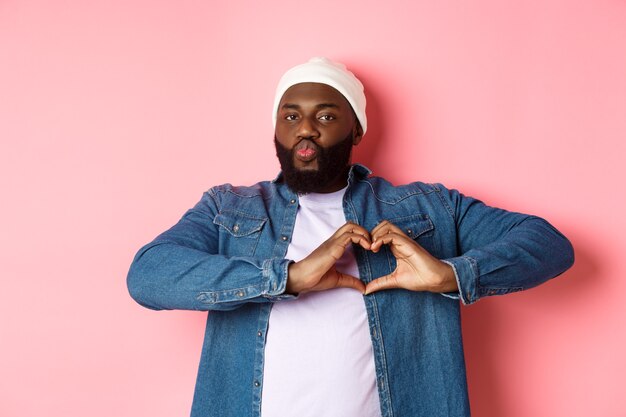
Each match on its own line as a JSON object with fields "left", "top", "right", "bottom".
{"left": 274, "top": 133, "right": 354, "bottom": 194}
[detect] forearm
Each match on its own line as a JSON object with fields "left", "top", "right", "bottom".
{"left": 444, "top": 215, "right": 574, "bottom": 305}
{"left": 127, "top": 240, "right": 294, "bottom": 311}
{"left": 436, "top": 185, "right": 574, "bottom": 305}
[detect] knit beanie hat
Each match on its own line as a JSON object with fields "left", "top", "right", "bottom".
{"left": 272, "top": 57, "right": 367, "bottom": 135}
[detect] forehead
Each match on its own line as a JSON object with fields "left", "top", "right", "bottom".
{"left": 279, "top": 82, "right": 350, "bottom": 109}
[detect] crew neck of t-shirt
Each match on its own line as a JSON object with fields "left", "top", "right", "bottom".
{"left": 298, "top": 185, "right": 348, "bottom": 207}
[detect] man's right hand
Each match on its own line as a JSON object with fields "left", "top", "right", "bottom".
{"left": 285, "top": 222, "right": 370, "bottom": 294}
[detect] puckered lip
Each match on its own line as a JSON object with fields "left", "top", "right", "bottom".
{"left": 294, "top": 139, "right": 319, "bottom": 162}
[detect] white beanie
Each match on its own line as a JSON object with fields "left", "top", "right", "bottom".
{"left": 272, "top": 57, "right": 367, "bottom": 134}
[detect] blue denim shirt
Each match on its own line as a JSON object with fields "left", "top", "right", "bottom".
{"left": 127, "top": 164, "right": 574, "bottom": 417}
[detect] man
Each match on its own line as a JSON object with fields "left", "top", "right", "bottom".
{"left": 127, "top": 57, "right": 574, "bottom": 417}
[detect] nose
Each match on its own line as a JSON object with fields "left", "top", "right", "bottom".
{"left": 296, "top": 116, "right": 320, "bottom": 140}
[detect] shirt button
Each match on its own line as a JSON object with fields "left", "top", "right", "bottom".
{"left": 254, "top": 381, "right": 260, "bottom": 387}
{"left": 290, "top": 199, "right": 296, "bottom": 204}
{"left": 236, "top": 291, "right": 244, "bottom": 297}
{"left": 257, "top": 331, "right": 262, "bottom": 337}
{"left": 281, "top": 236, "right": 288, "bottom": 241}
{"left": 233, "top": 224, "right": 240, "bottom": 233}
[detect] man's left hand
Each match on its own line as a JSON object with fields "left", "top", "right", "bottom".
{"left": 364, "top": 220, "right": 458, "bottom": 295}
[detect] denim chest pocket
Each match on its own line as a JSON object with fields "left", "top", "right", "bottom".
{"left": 213, "top": 210, "right": 267, "bottom": 256}
{"left": 387, "top": 214, "right": 434, "bottom": 240}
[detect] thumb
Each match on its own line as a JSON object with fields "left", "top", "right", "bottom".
{"left": 335, "top": 271, "right": 366, "bottom": 293}
{"left": 364, "top": 274, "right": 399, "bottom": 295}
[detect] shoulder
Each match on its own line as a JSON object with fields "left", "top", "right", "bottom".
{"left": 207, "top": 179, "right": 278, "bottom": 199}
{"left": 355, "top": 174, "right": 450, "bottom": 203}
{"left": 203, "top": 180, "right": 278, "bottom": 212}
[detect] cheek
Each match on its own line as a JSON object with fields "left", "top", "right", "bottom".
{"left": 274, "top": 125, "right": 293, "bottom": 144}
{"left": 273, "top": 134, "right": 292, "bottom": 156}
{"left": 274, "top": 135, "right": 291, "bottom": 150}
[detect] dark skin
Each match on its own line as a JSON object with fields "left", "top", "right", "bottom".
{"left": 275, "top": 82, "right": 362, "bottom": 193}
{"left": 275, "top": 82, "right": 458, "bottom": 295}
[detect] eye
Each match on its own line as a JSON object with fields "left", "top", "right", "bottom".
{"left": 318, "top": 114, "right": 335, "bottom": 121}
{"left": 284, "top": 114, "right": 298, "bottom": 121}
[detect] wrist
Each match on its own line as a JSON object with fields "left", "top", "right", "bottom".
{"left": 432, "top": 262, "right": 458, "bottom": 293}
{"left": 286, "top": 262, "right": 301, "bottom": 294}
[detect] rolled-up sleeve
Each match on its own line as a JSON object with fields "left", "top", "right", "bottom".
{"left": 127, "top": 189, "right": 295, "bottom": 312}
{"left": 436, "top": 185, "right": 574, "bottom": 305}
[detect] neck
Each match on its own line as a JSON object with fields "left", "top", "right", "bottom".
{"left": 307, "top": 165, "right": 350, "bottom": 193}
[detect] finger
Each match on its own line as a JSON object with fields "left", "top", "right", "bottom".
{"left": 370, "top": 232, "right": 413, "bottom": 253}
{"left": 335, "top": 271, "right": 366, "bottom": 293}
{"left": 364, "top": 274, "right": 399, "bottom": 295}
{"left": 369, "top": 220, "right": 390, "bottom": 237}
{"left": 334, "top": 222, "right": 371, "bottom": 240}
{"left": 335, "top": 221, "right": 368, "bottom": 234}
{"left": 371, "top": 220, "right": 405, "bottom": 241}
{"left": 335, "top": 230, "right": 372, "bottom": 250}
{"left": 307, "top": 232, "right": 372, "bottom": 277}
{"left": 371, "top": 219, "right": 404, "bottom": 236}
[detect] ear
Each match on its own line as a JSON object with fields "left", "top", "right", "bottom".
{"left": 352, "top": 121, "right": 364, "bottom": 146}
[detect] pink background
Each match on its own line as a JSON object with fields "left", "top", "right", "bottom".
{"left": 1, "top": 1, "right": 625, "bottom": 416}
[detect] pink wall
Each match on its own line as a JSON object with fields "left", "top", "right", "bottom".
{"left": 1, "top": 1, "right": 624, "bottom": 416}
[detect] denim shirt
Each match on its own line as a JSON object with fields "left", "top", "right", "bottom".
{"left": 127, "top": 164, "right": 574, "bottom": 417}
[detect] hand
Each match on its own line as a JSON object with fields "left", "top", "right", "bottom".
{"left": 286, "top": 222, "right": 370, "bottom": 294}
{"left": 364, "top": 220, "right": 458, "bottom": 295}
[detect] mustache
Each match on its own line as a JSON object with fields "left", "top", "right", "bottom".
{"left": 293, "top": 138, "right": 320, "bottom": 152}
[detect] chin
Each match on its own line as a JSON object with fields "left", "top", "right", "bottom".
{"left": 295, "top": 163, "right": 319, "bottom": 171}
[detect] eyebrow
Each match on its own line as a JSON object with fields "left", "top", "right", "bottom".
{"left": 280, "top": 103, "right": 340, "bottom": 110}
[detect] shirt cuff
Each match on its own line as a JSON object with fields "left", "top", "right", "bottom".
{"left": 262, "top": 258, "right": 297, "bottom": 301}
{"left": 441, "top": 257, "right": 480, "bottom": 305}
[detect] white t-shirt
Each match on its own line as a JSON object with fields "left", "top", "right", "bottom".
{"left": 261, "top": 186, "right": 381, "bottom": 417}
